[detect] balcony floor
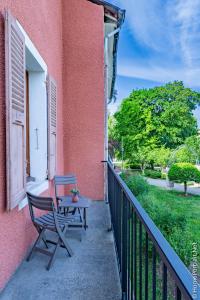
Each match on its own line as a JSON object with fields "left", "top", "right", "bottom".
{"left": 0, "top": 201, "right": 121, "bottom": 300}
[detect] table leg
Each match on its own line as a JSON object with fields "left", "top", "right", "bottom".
{"left": 83, "top": 208, "right": 87, "bottom": 230}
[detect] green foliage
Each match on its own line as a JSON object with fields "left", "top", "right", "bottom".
{"left": 168, "top": 163, "right": 200, "bottom": 183}
{"left": 169, "top": 145, "right": 196, "bottom": 165}
{"left": 144, "top": 169, "right": 162, "bottom": 178}
{"left": 121, "top": 173, "right": 200, "bottom": 267}
{"left": 108, "top": 115, "right": 120, "bottom": 159}
{"left": 120, "top": 172, "right": 128, "bottom": 181}
{"left": 161, "top": 172, "right": 167, "bottom": 179}
{"left": 124, "top": 175, "right": 149, "bottom": 196}
{"left": 168, "top": 229, "right": 193, "bottom": 266}
{"left": 136, "top": 185, "right": 200, "bottom": 267}
{"left": 108, "top": 115, "right": 116, "bottom": 141}
{"left": 70, "top": 188, "right": 79, "bottom": 195}
{"left": 185, "top": 135, "right": 200, "bottom": 163}
{"left": 113, "top": 81, "right": 200, "bottom": 167}
{"left": 130, "top": 146, "right": 151, "bottom": 172}
{"left": 148, "top": 147, "right": 171, "bottom": 168}
{"left": 128, "top": 162, "right": 141, "bottom": 170}
{"left": 140, "top": 198, "right": 187, "bottom": 235}
{"left": 168, "top": 163, "right": 200, "bottom": 195}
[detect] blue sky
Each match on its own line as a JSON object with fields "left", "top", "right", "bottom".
{"left": 108, "top": 0, "right": 200, "bottom": 126}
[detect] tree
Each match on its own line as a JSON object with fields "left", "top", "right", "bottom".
{"left": 147, "top": 147, "right": 171, "bottom": 169}
{"left": 171, "top": 145, "right": 195, "bottom": 164}
{"left": 114, "top": 82, "right": 200, "bottom": 165}
{"left": 185, "top": 135, "right": 200, "bottom": 164}
{"left": 168, "top": 163, "right": 200, "bottom": 195}
{"left": 108, "top": 115, "right": 120, "bottom": 159}
{"left": 168, "top": 136, "right": 200, "bottom": 165}
{"left": 130, "top": 145, "right": 151, "bottom": 174}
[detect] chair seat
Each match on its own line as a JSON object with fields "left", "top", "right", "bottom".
{"left": 34, "top": 212, "right": 81, "bottom": 230}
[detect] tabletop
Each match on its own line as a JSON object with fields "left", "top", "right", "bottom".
{"left": 58, "top": 195, "right": 90, "bottom": 208}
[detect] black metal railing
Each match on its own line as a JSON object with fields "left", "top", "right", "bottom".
{"left": 107, "top": 161, "right": 200, "bottom": 300}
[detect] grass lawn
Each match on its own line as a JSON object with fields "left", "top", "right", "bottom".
{"left": 123, "top": 172, "right": 200, "bottom": 271}
{"left": 138, "top": 185, "right": 200, "bottom": 268}
{"left": 121, "top": 174, "right": 200, "bottom": 298}
{"left": 141, "top": 185, "right": 200, "bottom": 240}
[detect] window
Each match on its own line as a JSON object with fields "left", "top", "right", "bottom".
{"left": 5, "top": 11, "right": 57, "bottom": 210}
{"left": 25, "top": 46, "right": 48, "bottom": 183}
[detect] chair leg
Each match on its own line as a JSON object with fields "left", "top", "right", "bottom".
{"left": 27, "top": 228, "right": 46, "bottom": 262}
{"left": 60, "top": 226, "right": 73, "bottom": 257}
{"left": 46, "top": 238, "right": 60, "bottom": 271}
{"left": 42, "top": 238, "right": 49, "bottom": 249}
{"left": 35, "top": 225, "right": 48, "bottom": 248}
{"left": 42, "top": 232, "right": 49, "bottom": 248}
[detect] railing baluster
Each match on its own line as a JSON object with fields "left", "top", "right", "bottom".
{"left": 127, "top": 201, "right": 130, "bottom": 299}
{"left": 114, "top": 178, "right": 118, "bottom": 251}
{"left": 176, "top": 286, "right": 182, "bottom": 300}
{"left": 110, "top": 169, "right": 114, "bottom": 224}
{"left": 119, "top": 190, "right": 123, "bottom": 274}
{"left": 162, "top": 263, "right": 167, "bottom": 300}
{"left": 134, "top": 212, "right": 137, "bottom": 299}
{"left": 113, "top": 177, "right": 116, "bottom": 230}
{"left": 139, "top": 221, "right": 142, "bottom": 300}
{"left": 145, "top": 232, "right": 149, "bottom": 300}
{"left": 152, "top": 246, "right": 156, "bottom": 300}
{"left": 122, "top": 191, "right": 128, "bottom": 299}
{"left": 131, "top": 207, "right": 134, "bottom": 300}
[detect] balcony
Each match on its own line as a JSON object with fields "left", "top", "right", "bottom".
{"left": 0, "top": 200, "right": 121, "bottom": 300}
{"left": 1, "top": 163, "right": 199, "bottom": 300}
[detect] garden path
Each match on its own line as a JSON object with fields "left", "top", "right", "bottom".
{"left": 147, "top": 178, "right": 200, "bottom": 196}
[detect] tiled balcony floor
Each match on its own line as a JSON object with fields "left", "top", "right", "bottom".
{"left": 0, "top": 202, "right": 121, "bottom": 300}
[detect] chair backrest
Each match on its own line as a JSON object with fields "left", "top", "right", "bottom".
{"left": 27, "top": 192, "right": 54, "bottom": 222}
{"left": 54, "top": 174, "right": 77, "bottom": 186}
{"left": 54, "top": 174, "right": 77, "bottom": 203}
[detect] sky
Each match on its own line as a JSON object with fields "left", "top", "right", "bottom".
{"left": 108, "top": 0, "right": 200, "bottom": 127}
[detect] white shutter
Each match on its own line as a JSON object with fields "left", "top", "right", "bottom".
{"left": 47, "top": 75, "right": 57, "bottom": 180}
{"left": 5, "top": 10, "right": 26, "bottom": 210}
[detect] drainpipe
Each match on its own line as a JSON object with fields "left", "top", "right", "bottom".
{"left": 104, "top": 27, "right": 120, "bottom": 205}
{"left": 105, "top": 28, "right": 120, "bottom": 104}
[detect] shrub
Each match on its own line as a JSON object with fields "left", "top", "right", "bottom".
{"left": 125, "top": 175, "right": 149, "bottom": 196}
{"left": 139, "top": 196, "right": 187, "bottom": 235}
{"left": 155, "top": 209, "right": 187, "bottom": 235}
{"left": 120, "top": 172, "right": 128, "bottom": 181}
{"left": 139, "top": 193, "right": 190, "bottom": 264}
{"left": 168, "top": 163, "right": 200, "bottom": 195}
{"left": 161, "top": 172, "right": 167, "bottom": 179}
{"left": 168, "top": 229, "right": 193, "bottom": 266}
{"left": 144, "top": 169, "right": 162, "bottom": 179}
{"left": 129, "top": 163, "right": 141, "bottom": 170}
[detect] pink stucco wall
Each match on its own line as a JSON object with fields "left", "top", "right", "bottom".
{"left": 0, "top": 0, "right": 105, "bottom": 290}
{"left": 63, "top": 0, "right": 105, "bottom": 200}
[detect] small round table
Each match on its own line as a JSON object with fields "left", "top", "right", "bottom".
{"left": 58, "top": 195, "right": 90, "bottom": 230}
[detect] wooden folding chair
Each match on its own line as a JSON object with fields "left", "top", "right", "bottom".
{"left": 26, "top": 192, "right": 79, "bottom": 270}
{"left": 54, "top": 174, "right": 81, "bottom": 216}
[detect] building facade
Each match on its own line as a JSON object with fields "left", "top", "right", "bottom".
{"left": 0, "top": 0, "right": 124, "bottom": 290}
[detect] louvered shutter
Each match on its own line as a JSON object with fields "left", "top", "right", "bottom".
{"left": 5, "top": 10, "right": 26, "bottom": 210}
{"left": 47, "top": 75, "right": 57, "bottom": 180}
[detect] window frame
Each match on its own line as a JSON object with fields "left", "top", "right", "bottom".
{"left": 16, "top": 21, "right": 49, "bottom": 210}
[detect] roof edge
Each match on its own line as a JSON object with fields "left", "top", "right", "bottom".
{"left": 87, "top": 0, "right": 126, "bottom": 102}
{"left": 87, "top": 0, "right": 125, "bottom": 27}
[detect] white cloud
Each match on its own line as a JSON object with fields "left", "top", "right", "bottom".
{"left": 115, "top": 0, "right": 200, "bottom": 87}
{"left": 170, "top": 0, "right": 200, "bottom": 69}
{"left": 117, "top": 63, "right": 200, "bottom": 87}
{"left": 117, "top": 0, "right": 172, "bottom": 51}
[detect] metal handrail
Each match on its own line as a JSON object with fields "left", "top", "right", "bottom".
{"left": 108, "top": 161, "right": 200, "bottom": 300}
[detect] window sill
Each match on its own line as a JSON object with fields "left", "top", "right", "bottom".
{"left": 18, "top": 180, "right": 49, "bottom": 211}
